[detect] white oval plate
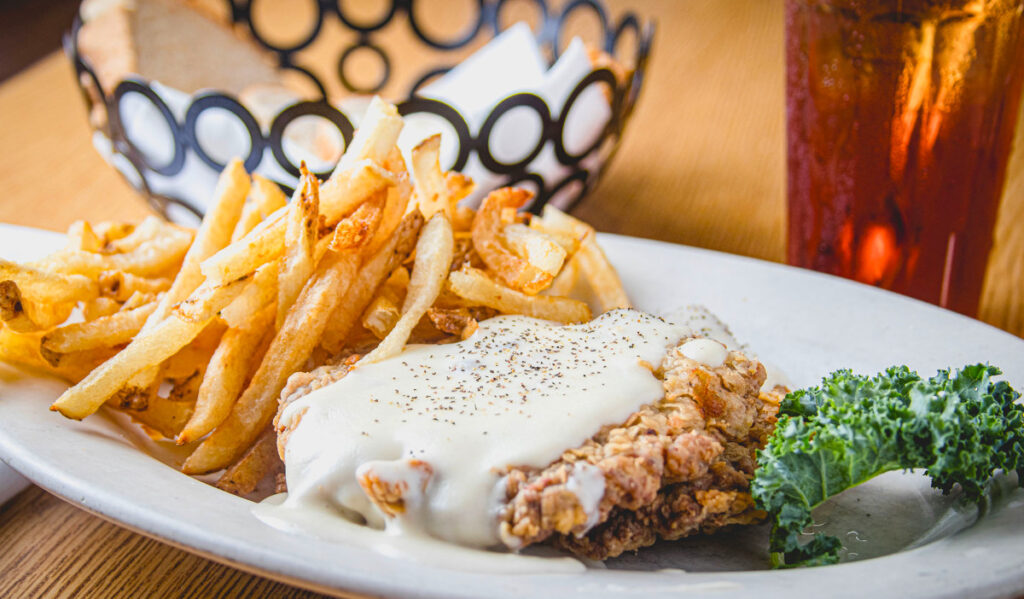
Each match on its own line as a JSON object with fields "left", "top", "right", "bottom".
{"left": 0, "top": 223, "right": 1022, "bottom": 599}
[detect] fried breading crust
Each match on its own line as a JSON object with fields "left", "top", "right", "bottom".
{"left": 496, "top": 341, "right": 781, "bottom": 559}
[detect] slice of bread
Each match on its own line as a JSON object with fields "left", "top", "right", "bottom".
{"left": 78, "top": 0, "right": 282, "bottom": 95}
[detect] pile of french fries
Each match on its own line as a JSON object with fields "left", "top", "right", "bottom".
{"left": 0, "top": 98, "right": 630, "bottom": 496}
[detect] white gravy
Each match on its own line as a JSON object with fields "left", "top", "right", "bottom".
{"left": 277, "top": 309, "right": 693, "bottom": 548}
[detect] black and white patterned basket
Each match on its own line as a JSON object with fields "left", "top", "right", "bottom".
{"left": 65, "top": 0, "right": 655, "bottom": 223}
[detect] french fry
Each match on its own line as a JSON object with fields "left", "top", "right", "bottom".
{"left": 50, "top": 274, "right": 250, "bottom": 420}
{"left": 447, "top": 172, "right": 474, "bottom": 205}
{"left": 174, "top": 276, "right": 251, "bottom": 323}
{"left": 0, "top": 281, "right": 74, "bottom": 333}
{"left": 66, "top": 221, "right": 102, "bottom": 252}
{"left": 319, "top": 211, "right": 423, "bottom": 354}
{"left": 334, "top": 96, "right": 404, "bottom": 174}
{"left": 410, "top": 134, "right": 449, "bottom": 219}
{"left": 101, "top": 216, "right": 164, "bottom": 254}
{"left": 329, "top": 193, "right": 385, "bottom": 251}
{"left": 37, "top": 227, "right": 193, "bottom": 278}
{"left": 215, "top": 428, "right": 283, "bottom": 496}
{"left": 94, "top": 221, "right": 135, "bottom": 247}
{"left": 127, "top": 394, "right": 195, "bottom": 440}
{"left": 202, "top": 161, "right": 395, "bottom": 284}
{"left": 545, "top": 253, "right": 580, "bottom": 298}
{"left": 183, "top": 249, "right": 362, "bottom": 474}
{"left": 98, "top": 271, "right": 171, "bottom": 302}
{"left": 40, "top": 300, "right": 157, "bottom": 357}
{"left": 232, "top": 174, "right": 288, "bottom": 242}
{"left": 200, "top": 210, "right": 286, "bottom": 286}
{"left": 0, "top": 259, "right": 99, "bottom": 304}
{"left": 124, "top": 159, "right": 249, "bottom": 396}
{"left": 161, "top": 335, "right": 216, "bottom": 380}
{"left": 447, "top": 267, "right": 591, "bottom": 324}
{"left": 220, "top": 260, "right": 279, "bottom": 330}
{"left": 538, "top": 205, "right": 631, "bottom": 312}
{"left": 186, "top": 189, "right": 392, "bottom": 471}
{"left": 177, "top": 305, "right": 274, "bottom": 444}
{"left": 364, "top": 159, "right": 412, "bottom": 257}
{"left": 362, "top": 213, "right": 454, "bottom": 364}
{"left": 319, "top": 161, "right": 397, "bottom": 228}
{"left": 167, "top": 367, "right": 203, "bottom": 403}
{"left": 148, "top": 158, "right": 250, "bottom": 315}
{"left": 0, "top": 328, "right": 110, "bottom": 383}
{"left": 471, "top": 188, "right": 553, "bottom": 295}
{"left": 120, "top": 290, "right": 158, "bottom": 311}
{"left": 502, "top": 223, "right": 568, "bottom": 277}
{"left": 528, "top": 219, "right": 582, "bottom": 255}
{"left": 82, "top": 296, "right": 121, "bottom": 321}
{"left": 362, "top": 296, "right": 401, "bottom": 339}
{"left": 277, "top": 169, "right": 319, "bottom": 328}
{"left": 191, "top": 319, "right": 229, "bottom": 353}
{"left": 361, "top": 267, "right": 408, "bottom": 339}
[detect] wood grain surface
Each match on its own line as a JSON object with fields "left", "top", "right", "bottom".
{"left": 0, "top": 1, "right": 1021, "bottom": 597}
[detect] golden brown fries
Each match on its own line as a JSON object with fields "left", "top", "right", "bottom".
{"left": 329, "top": 194, "right": 385, "bottom": 252}
{"left": 448, "top": 267, "right": 591, "bottom": 324}
{"left": 201, "top": 162, "right": 394, "bottom": 284}
{"left": 128, "top": 394, "right": 195, "bottom": 439}
{"left": 471, "top": 188, "right": 554, "bottom": 294}
{"left": 319, "top": 211, "right": 423, "bottom": 354}
{"left": 167, "top": 367, "right": 203, "bottom": 403}
{"left": 535, "top": 205, "right": 631, "bottom": 312}
{"left": 92, "top": 221, "right": 135, "bottom": 247}
{"left": 335, "top": 96, "right": 404, "bottom": 172}
{"left": 545, "top": 253, "right": 580, "bottom": 298}
{"left": 0, "top": 259, "right": 99, "bottom": 304}
{"left": 101, "top": 217, "right": 164, "bottom": 253}
{"left": 49, "top": 274, "right": 249, "bottom": 420}
{"left": 98, "top": 271, "right": 171, "bottom": 301}
{"left": 183, "top": 249, "right": 363, "bottom": 473}
{"left": 82, "top": 296, "right": 122, "bottom": 321}
{"left": 0, "top": 327, "right": 109, "bottom": 383}
{"left": 277, "top": 170, "right": 319, "bottom": 328}
{"left": 40, "top": 301, "right": 156, "bottom": 358}
{"left": 362, "top": 213, "right": 454, "bottom": 364}
{"left": 362, "top": 266, "right": 408, "bottom": 339}
{"left": 220, "top": 260, "right": 279, "bottom": 330}
{"left": 150, "top": 158, "right": 250, "bottom": 327}
{"left": 36, "top": 227, "right": 193, "bottom": 278}
{"left": 364, "top": 157, "right": 412, "bottom": 257}
{"left": 0, "top": 280, "right": 74, "bottom": 333}
{"left": 0, "top": 96, "right": 632, "bottom": 497}
{"left": 66, "top": 220, "right": 103, "bottom": 252}
{"left": 233, "top": 174, "right": 288, "bottom": 242}
{"left": 215, "top": 429, "right": 283, "bottom": 496}
{"left": 410, "top": 134, "right": 451, "bottom": 220}
{"left": 178, "top": 306, "right": 274, "bottom": 444}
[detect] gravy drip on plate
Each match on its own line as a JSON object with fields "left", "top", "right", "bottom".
{"left": 277, "top": 309, "right": 691, "bottom": 547}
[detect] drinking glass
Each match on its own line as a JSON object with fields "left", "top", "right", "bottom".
{"left": 786, "top": 0, "right": 1024, "bottom": 316}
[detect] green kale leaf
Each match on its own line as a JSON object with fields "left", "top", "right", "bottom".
{"left": 751, "top": 364, "right": 1024, "bottom": 568}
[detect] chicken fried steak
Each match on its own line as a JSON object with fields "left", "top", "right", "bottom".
{"left": 274, "top": 309, "right": 782, "bottom": 559}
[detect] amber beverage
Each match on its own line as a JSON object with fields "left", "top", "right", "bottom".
{"left": 786, "top": 0, "right": 1024, "bottom": 315}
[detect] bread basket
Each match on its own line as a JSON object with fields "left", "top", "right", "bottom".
{"left": 65, "top": 0, "right": 655, "bottom": 224}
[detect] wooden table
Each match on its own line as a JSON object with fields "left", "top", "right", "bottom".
{"left": 0, "top": 1, "right": 1022, "bottom": 597}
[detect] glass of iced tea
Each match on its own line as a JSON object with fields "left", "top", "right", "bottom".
{"left": 786, "top": 0, "right": 1024, "bottom": 316}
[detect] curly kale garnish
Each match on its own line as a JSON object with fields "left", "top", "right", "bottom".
{"left": 751, "top": 364, "right": 1024, "bottom": 568}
